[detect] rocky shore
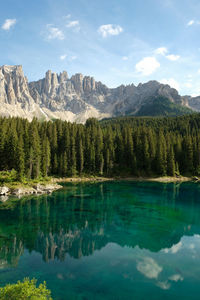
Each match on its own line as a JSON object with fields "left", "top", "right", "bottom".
{"left": 0, "top": 183, "right": 62, "bottom": 202}
{"left": 1, "top": 175, "right": 199, "bottom": 203}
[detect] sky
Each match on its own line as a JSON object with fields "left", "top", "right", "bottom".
{"left": 1, "top": 0, "right": 200, "bottom": 96}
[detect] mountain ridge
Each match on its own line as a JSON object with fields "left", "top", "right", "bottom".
{"left": 0, "top": 64, "right": 198, "bottom": 122}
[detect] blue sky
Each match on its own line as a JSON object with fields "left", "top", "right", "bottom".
{"left": 1, "top": 0, "right": 200, "bottom": 95}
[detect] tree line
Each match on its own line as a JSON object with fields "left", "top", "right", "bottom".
{"left": 0, "top": 114, "right": 200, "bottom": 180}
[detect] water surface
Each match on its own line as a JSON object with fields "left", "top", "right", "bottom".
{"left": 0, "top": 181, "right": 200, "bottom": 299}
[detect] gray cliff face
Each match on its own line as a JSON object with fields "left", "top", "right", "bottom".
{"left": 0, "top": 64, "right": 198, "bottom": 122}
{"left": 0, "top": 65, "right": 33, "bottom": 108}
{"left": 29, "top": 70, "right": 109, "bottom": 114}
{"left": 183, "top": 95, "right": 200, "bottom": 111}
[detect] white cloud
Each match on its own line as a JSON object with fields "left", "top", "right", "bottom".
{"left": 155, "top": 47, "right": 180, "bottom": 61}
{"left": 187, "top": 20, "right": 195, "bottom": 26}
{"left": 1, "top": 19, "right": 17, "bottom": 30}
{"left": 156, "top": 274, "right": 183, "bottom": 290}
{"left": 47, "top": 25, "right": 64, "bottom": 40}
{"left": 59, "top": 54, "right": 77, "bottom": 61}
{"left": 66, "top": 20, "right": 80, "bottom": 32}
{"left": 60, "top": 54, "right": 67, "bottom": 60}
{"left": 189, "top": 243, "right": 195, "bottom": 249}
{"left": 98, "top": 24, "right": 123, "bottom": 38}
{"left": 163, "top": 241, "right": 182, "bottom": 253}
{"left": 187, "top": 20, "right": 200, "bottom": 26}
{"left": 160, "top": 78, "right": 180, "bottom": 91}
{"left": 122, "top": 56, "right": 128, "bottom": 61}
{"left": 136, "top": 257, "right": 162, "bottom": 279}
{"left": 156, "top": 281, "right": 171, "bottom": 290}
{"left": 155, "top": 47, "right": 168, "bottom": 56}
{"left": 166, "top": 54, "right": 180, "bottom": 61}
{"left": 169, "top": 274, "right": 183, "bottom": 282}
{"left": 185, "top": 82, "right": 192, "bottom": 88}
{"left": 135, "top": 57, "right": 160, "bottom": 76}
{"left": 66, "top": 20, "right": 79, "bottom": 28}
{"left": 70, "top": 55, "right": 77, "bottom": 60}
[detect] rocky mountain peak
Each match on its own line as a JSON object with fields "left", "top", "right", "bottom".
{"left": 70, "top": 73, "right": 84, "bottom": 93}
{"left": 0, "top": 64, "right": 199, "bottom": 123}
{"left": 1, "top": 64, "right": 23, "bottom": 74}
{"left": 0, "top": 64, "right": 31, "bottom": 106}
{"left": 59, "top": 71, "right": 68, "bottom": 82}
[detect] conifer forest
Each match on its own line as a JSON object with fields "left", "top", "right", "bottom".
{"left": 0, "top": 114, "right": 200, "bottom": 180}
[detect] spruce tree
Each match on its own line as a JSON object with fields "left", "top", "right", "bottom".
{"left": 41, "top": 136, "right": 51, "bottom": 177}
{"left": 167, "top": 145, "right": 175, "bottom": 176}
{"left": 16, "top": 135, "right": 25, "bottom": 181}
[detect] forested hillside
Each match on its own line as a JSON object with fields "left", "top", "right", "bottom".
{"left": 0, "top": 114, "right": 200, "bottom": 180}
{"left": 135, "top": 96, "right": 193, "bottom": 117}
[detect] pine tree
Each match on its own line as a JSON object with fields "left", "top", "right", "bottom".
{"left": 77, "top": 139, "right": 84, "bottom": 175}
{"left": 99, "top": 153, "right": 104, "bottom": 175}
{"left": 142, "top": 133, "right": 150, "bottom": 174}
{"left": 155, "top": 131, "right": 167, "bottom": 176}
{"left": 16, "top": 135, "right": 25, "bottom": 181}
{"left": 6, "top": 129, "right": 18, "bottom": 170}
{"left": 70, "top": 134, "right": 76, "bottom": 176}
{"left": 167, "top": 145, "right": 175, "bottom": 176}
{"left": 28, "top": 122, "right": 41, "bottom": 179}
{"left": 62, "top": 151, "right": 68, "bottom": 176}
{"left": 95, "top": 127, "right": 103, "bottom": 174}
{"left": 41, "top": 136, "right": 51, "bottom": 177}
{"left": 89, "top": 142, "right": 95, "bottom": 173}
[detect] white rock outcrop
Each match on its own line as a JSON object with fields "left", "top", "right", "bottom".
{"left": 0, "top": 186, "right": 9, "bottom": 195}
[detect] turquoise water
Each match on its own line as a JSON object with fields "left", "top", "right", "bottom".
{"left": 0, "top": 181, "right": 200, "bottom": 299}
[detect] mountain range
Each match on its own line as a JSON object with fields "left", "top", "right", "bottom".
{"left": 0, "top": 64, "right": 199, "bottom": 123}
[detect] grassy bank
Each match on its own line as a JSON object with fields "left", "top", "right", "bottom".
{"left": 52, "top": 175, "right": 196, "bottom": 183}
{"left": 0, "top": 170, "right": 197, "bottom": 188}
{"left": 0, "top": 170, "right": 198, "bottom": 201}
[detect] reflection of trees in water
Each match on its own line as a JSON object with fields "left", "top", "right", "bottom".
{"left": 0, "top": 237, "right": 23, "bottom": 269}
{"left": 0, "top": 182, "right": 200, "bottom": 267}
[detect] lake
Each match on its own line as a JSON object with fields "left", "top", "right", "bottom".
{"left": 0, "top": 181, "right": 200, "bottom": 299}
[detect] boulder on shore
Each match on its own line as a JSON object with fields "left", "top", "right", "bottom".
{"left": 33, "top": 183, "right": 62, "bottom": 194}
{"left": 0, "top": 183, "right": 62, "bottom": 200}
{"left": 0, "top": 186, "right": 9, "bottom": 195}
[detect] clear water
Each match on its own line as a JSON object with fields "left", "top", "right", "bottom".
{"left": 0, "top": 181, "right": 200, "bottom": 299}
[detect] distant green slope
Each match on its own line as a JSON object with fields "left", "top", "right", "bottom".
{"left": 135, "top": 96, "right": 192, "bottom": 117}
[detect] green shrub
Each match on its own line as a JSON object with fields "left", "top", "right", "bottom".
{"left": 0, "top": 170, "right": 18, "bottom": 184}
{"left": 0, "top": 278, "right": 52, "bottom": 300}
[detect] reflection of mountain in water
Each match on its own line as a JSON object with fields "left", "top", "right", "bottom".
{"left": 36, "top": 227, "right": 108, "bottom": 262}
{"left": 0, "top": 181, "right": 200, "bottom": 267}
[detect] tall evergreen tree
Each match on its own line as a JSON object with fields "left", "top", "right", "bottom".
{"left": 16, "top": 135, "right": 25, "bottom": 180}
{"left": 41, "top": 136, "right": 51, "bottom": 177}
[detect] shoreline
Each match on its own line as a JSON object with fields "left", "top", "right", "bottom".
{"left": 51, "top": 176, "right": 114, "bottom": 183}
{"left": 52, "top": 175, "right": 197, "bottom": 183}
{"left": 0, "top": 183, "right": 63, "bottom": 201}
{"left": 0, "top": 175, "right": 198, "bottom": 201}
{"left": 117, "top": 176, "right": 194, "bottom": 183}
